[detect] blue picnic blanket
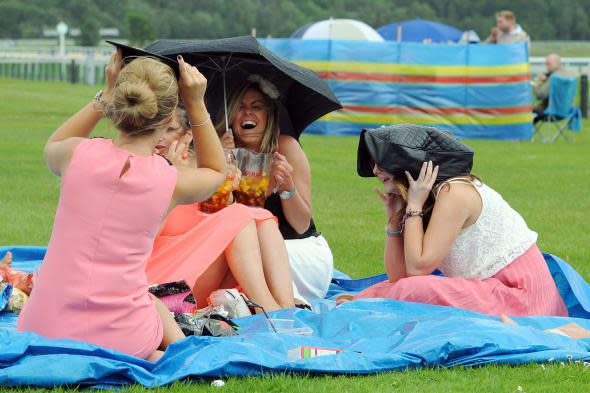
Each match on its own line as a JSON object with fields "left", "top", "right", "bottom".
{"left": 1, "top": 246, "right": 589, "bottom": 388}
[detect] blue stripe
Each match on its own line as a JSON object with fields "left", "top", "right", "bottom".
{"left": 305, "top": 121, "right": 533, "bottom": 140}
{"left": 326, "top": 80, "right": 532, "bottom": 108}
{"left": 261, "top": 39, "right": 529, "bottom": 66}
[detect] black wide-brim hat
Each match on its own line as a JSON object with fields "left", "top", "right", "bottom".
{"left": 357, "top": 124, "right": 474, "bottom": 181}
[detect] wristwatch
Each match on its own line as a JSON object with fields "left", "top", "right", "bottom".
{"left": 279, "top": 186, "right": 297, "bottom": 200}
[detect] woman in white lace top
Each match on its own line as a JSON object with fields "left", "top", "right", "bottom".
{"left": 342, "top": 124, "right": 567, "bottom": 317}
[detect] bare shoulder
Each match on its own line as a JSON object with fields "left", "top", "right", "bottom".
{"left": 278, "top": 135, "right": 308, "bottom": 164}
{"left": 435, "top": 182, "right": 482, "bottom": 211}
{"left": 278, "top": 135, "right": 302, "bottom": 154}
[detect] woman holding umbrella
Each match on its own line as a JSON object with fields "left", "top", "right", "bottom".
{"left": 218, "top": 75, "right": 334, "bottom": 305}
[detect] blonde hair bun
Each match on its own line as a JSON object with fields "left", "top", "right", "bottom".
{"left": 105, "top": 57, "right": 178, "bottom": 135}
{"left": 115, "top": 80, "right": 158, "bottom": 126}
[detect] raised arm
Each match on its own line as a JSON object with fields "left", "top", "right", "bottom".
{"left": 402, "top": 162, "right": 479, "bottom": 276}
{"left": 272, "top": 135, "right": 313, "bottom": 234}
{"left": 169, "top": 56, "right": 226, "bottom": 207}
{"left": 44, "top": 50, "right": 122, "bottom": 176}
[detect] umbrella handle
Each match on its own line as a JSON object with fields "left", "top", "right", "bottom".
{"left": 223, "top": 70, "right": 229, "bottom": 133}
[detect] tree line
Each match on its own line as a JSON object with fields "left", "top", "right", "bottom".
{"left": 1, "top": 0, "right": 589, "bottom": 46}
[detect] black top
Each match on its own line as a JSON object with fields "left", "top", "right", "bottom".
{"left": 264, "top": 193, "right": 319, "bottom": 240}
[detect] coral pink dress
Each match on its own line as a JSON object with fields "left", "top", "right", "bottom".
{"left": 18, "top": 138, "right": 177, "bottom": 359}
{"left": 354, "top": 181, "right": 568, "bottom": 317}
{"left": 146, "top": 203, "right": 276, "bottom": 297}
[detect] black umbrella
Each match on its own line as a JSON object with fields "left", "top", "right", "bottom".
{"left": 139, "top": 36, "right": 342, "bottom": 137}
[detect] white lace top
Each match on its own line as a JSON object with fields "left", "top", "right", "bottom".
{"left": 438, "top": 180, "right": 538, "bottom": 280}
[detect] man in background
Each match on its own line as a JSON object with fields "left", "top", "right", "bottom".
{"left": 485, "top": 10, "right": 530, "bottom": 46}
{"left": 532, "top": 53, "right": 576, "bottom": 121}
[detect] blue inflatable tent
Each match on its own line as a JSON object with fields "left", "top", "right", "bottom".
{"left": 377, "top": 18, "right": 463, "bottom": 43}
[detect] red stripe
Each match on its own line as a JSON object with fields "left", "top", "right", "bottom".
{"left": 317, "top": 72, "right": 530, "bottom": 84}
{"left": 343, "top": 105, "right": 533, "bottom": 115}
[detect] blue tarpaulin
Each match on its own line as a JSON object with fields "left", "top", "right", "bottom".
{"left": 1, "top": 246, "right": 589, "bottom": 388}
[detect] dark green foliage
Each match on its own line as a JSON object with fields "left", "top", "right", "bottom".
{"left": 0, "top": 0, "right": 589, "bottom": 41}
{"left": 127, "top": 12, "right": 157, "bottom": 46}
{"left": 78, "top": 19, "right": 100, "bottom": 46}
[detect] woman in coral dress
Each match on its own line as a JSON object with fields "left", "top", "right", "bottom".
{"left": 146, "top": 105, "right": 295, "bottom": 311}
{"left": 18, "top": 52, "right": 227, "bottom": 361}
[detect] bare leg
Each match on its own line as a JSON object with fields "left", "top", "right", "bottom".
{"left": 336, "top": 294, "right": 354, "bottom": 305}
{"left": 224, "top": 221, "right": 282, "bottom": 312}
{"left": 500, "top": 314, "right": 590, "bottom": 339}
{"left": 256, "top": 220, "right": 295, "bottom": 309}
{"left": 192, "top": 253, "right": 230, "bottom": 307}
{"left": 1, "top": 251, "right": 12, "bottom": 267}
{"left": 146, "top": 350, "right": 164, "bottom": 362}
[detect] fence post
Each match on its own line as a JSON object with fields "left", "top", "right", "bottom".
{"left": 581, "top": 74, "right": 588, "bottom": 119}
{"left": 70, "top": 59, "right": 77, "bottom": 84}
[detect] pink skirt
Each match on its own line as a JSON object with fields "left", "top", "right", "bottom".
{"left": 353, "top": 244, "right": 568, "bottom": 317}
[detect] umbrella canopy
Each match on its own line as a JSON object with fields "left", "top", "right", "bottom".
{"left": 139, "top": 36, "right": 341, "bottom": 138}
{"left": 377, "top": 18, "right": 462, "bottom": 43}
{"left": 291, "top": 18, "right": 384, "bottom": 41}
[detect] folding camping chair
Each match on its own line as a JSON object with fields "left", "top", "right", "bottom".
{"left": 533, "top": 74, "right": 581, "bottom": 143}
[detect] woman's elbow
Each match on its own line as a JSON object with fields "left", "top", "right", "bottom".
{"left": 292, "top": 220, "right": 311, "bottom": 235}
{"left": 405, "top": 260, "right": 438, "bottom": 277}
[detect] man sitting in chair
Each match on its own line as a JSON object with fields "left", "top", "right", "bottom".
{"left": 532, "top": 54, "right": 576, "bottom": 123}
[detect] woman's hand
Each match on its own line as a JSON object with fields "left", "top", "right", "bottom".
{"left": 164, "top": 133, "right": 192, "bottom": 167}
{"left": 375, "top": 187, "right": 404, "bottom": 225}
{"left": 177, "top": 55, "right": 207, "bottom": 112}
{"left": 102, "top": 49, "right": 123, "bottom": 100}
{"left": 271, "top": 152, "right": 294, "bottom": 192}
{"left": 405, "top": 161, "right": 438, "bottom": 212}
{"left": 220, "top": 128, "right": 235, "bottom": 150}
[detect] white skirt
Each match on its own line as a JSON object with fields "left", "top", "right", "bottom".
{"left": 284, "top": 234, "right": 334, "bottom": 304}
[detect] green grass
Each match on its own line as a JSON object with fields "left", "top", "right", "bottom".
{"left": 1, "top": 78, "right": 590, "bottom": 391}
{"left": 530, "top": 41, "right": 590, "bottom": 57}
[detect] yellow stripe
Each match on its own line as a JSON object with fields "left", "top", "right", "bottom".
{"left": 294, "top": 60, "right": 530, "bottom": 76}
{"left": 321, "top": 111, "right": 533, "bottom": 125}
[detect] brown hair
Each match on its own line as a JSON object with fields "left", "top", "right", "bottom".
{"left": 497, "top": 10, "right": 515, "bottom": 22}
{"left": 214, "top": 82, "right": 280, "bottom": 154}
{"left": 103, "top": 57, "right": 178, "bottom": 136}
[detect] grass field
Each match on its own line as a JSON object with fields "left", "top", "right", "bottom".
{"left": 1, "top": 78, "right": 589, "bottom": 391}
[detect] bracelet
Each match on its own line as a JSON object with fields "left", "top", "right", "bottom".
{"left": 387, "top": 210, "right": 423, "bottom": 237}
{"left": 279, "top": 186, "right": 297, "bottom": 200}
{"left": 385, "top": 225, "right": 403, "bottom": 237}
{"left": 404, "top": 210, "right": 423, "bottom": 220}
{"left": 189, "top": 113, "right": 211, "bottom": 128}
{"left": 94, "top": 90, "right": 105, "bottom": 106}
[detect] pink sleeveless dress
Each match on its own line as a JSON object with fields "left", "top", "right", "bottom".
{"left": 18, "top": 138, "right": 177, "bottom": 359}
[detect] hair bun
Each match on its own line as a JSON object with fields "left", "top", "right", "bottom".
{"left": 116, "top": 80, "right": 158, "bottom": 126}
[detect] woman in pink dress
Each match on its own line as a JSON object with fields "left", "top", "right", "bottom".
{"left": 339, "top": 124, "right": 567, "bottom": 317}
{"left": 146, "top": 104, "right": 295, "bottom": 312}
{"left": 18, "top": 51, "right": 227, "bottom": 361}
